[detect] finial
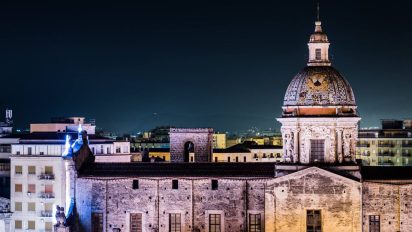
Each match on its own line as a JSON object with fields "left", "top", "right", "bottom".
{"left": 317, "top": 1, "right": 320, "bottom": 21}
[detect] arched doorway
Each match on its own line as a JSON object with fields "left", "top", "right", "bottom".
{"left": 184, "top": 141, "right": 194, "bottom": 162}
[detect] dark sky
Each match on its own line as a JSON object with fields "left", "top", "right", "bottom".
{"left": 1, "top": 1, "right": 411, "bottom": 134}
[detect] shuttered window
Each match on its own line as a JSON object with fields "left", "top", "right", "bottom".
{"left": 130, "top": 213, "right": 142, "bottom": 232}
{"left": 92, "top": 212, "right": 103, "bottom": 232}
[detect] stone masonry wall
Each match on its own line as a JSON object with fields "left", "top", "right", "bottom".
{"left": 169, "top": 128, "right": 213, "bottom": 163}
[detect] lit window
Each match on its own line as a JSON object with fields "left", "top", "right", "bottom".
{"left": 315, "top": 49, "right": 321, "bottom": 60}
{"left": 28, "top": 202, "right": 36, "bottom": 212}
{"left": 28, "top": 166, "right": 36, "bottom": 175}
{"left": 15, "top": 184, "right": 22, "bottom": 193}
{"left": 15, "top": 166, "right": 22, "bottom": 175}
{"left": 369, "top": 215, "right": 380, "bottom": 232}
{"left": 306, "top": 210, "right": 322, "bottom": 232}
{"left": 169, "top": 213, "right": 181, "bottom": 232}
{"left": 15, "top": 220, "right": 22, "bottom": 229}
{"left": 28, "top": 220, "right": 35, "bottom": 230}
{"left": 209, "top": 214, "right": 221, "bottom": 232}
{"left": 15, "top": 202, "right": 22, "bottom": 211}
{"left": 28, "top": 184, "right": 36, "bottom": 193}
{"left": 249, "top": 214, "right": 262, "bottom": 232}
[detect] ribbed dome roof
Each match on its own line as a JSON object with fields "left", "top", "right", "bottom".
{"left": 283, "top": 66, "right": 356, "bottom": 107}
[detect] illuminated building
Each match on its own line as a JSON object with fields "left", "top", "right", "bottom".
{"left": 357, "top": 119, "right": 412, "bottom": 166}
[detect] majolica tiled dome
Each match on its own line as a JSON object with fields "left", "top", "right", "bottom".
{"left": 283, "top": 66, "right": 356, "bottom": 107}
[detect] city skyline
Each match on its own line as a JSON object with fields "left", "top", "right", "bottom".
{"left": 1, "top": 1, "right": 412, "bottom": 133}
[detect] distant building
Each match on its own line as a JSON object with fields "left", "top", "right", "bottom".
{"left": 357, "top": 119, "right": 412, "bottom": 166}
{"left": 212, "top": 133, "right": 226, "bottom": 149}
{"left": 0, "top": 109, "right": 13, "bottom": 137}
{"left": 30, "top": 116, "right": 95, "bottom": 134}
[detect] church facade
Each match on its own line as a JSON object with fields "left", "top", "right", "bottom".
{"left": 55, "top": 16, "right": 412, "bottom": 232}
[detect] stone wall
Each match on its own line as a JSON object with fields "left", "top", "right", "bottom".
{"left": 169, "top": 128, "right": 213, "bottom": 162}
{"left": 75, "top": 177, "right": 267, "bottom": 232}
{"left": 362, "top": 182, "right": 412, "bottom": 232}
{"left": 265, "top": 167, "right": 362, "bottom": 232}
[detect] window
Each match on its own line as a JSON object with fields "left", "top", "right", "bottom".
{"left": 15, "top": 165, "right": 22, "bottom": 175}
{"left": 310, "top": 140, "right": 325, "bottom": 162}
{"left": 116, "top": 147, "right": 121, "bottom": 153}
{"left": 190, "top": 156, "right": 194, "bottom": 162}
{"left": 45, "top": 184, "right": 53, "bottom": 193}
{"left": 40, "top": 151, "right": 44, "bottom": 155}
{"left": 244, "top": 157, "right": 247, "bottom": 162}
{"left": 45, "top": 203, "right": 53, "bottom": 211}
{"left": 211, "top": 180, "right": 218, "bottom": 190}
{"left": 45, "top": 166, "right": 53, "bottom": 175}
{"left": 107, "top": 147, "right": 111, "bottom": 154}
{"left": 92, "top": 212, "right": 104, "bottom": 232}
{"left": 28, "top": 220, "right": 35, "bottom": 230}
{"left": 28, "top": 202, "right": 36, "bottom": 212}
{"left": 28, "top": 184, "right": 36, "bottom": 193}
{"left": 215, "top": 157, "right": 218, "bottom": 162}
{"left": 15, "top": 184, "right": 22, "bottom": 193}
{"left": 172, "top": 180, "right": 178, "bottom": 189}
{"left": 369, "top": 215, "right": 380, "bottom": 232}
{"left": 45, "top": 222, "right": 53, "bottom": 231}
{"left": 209, "top": 214, "right": 221, "bottom": 232}
{"left": 15, "top": 220, "right": 22, "bottom": 229}
{"left": 169, "top": 213, "right": 181, "bottom": 232}
{"left": 249, "top": 214, "right": 262, "bottom": 232}
{"left": 235, "top": 156, "right": 239, "bottom": 162}
{"left": 315, "top": 49, "right": 321, "bottom": 60}
{"left": 15, "top": 202, "right": 22, "bottom": 211}
{"left": 28, "top": 147, "right": 32, "bottom": 155}
{"left": 307, "top": 210, "right": 322, "bottom": 232}
{"left": 132, "top": 180, "right": 139, "bottom": 189}
{"left": 227, "top": 157, "right": 230, "bottom": 162}
{"left": 130, "top": 213, "right": 142, "bottom": 232}
{"left": 28, "top": 166, "right": 36, "bottom": 175}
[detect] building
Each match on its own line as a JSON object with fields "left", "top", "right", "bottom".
{"left": 357, "top": 119, "right": 412, "bottom": 166}
{"left": 8, "top": 118, "right": 132, "bottom": 232}
{"left": 212, "top": 133, "right": 226, "bottom": 149}
{"left": 0, "top": 109, "right": 13, "bottom": 137}
{"left": 45, "top": 12, "right": 412, "bottom": 232}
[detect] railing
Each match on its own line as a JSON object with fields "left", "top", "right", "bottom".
{"left": 38, "top": 173, "right": 55, "bottom": 180}
{"left": 356, "top": 143, "right": 370, "bottom": 147}
{"left": 39, "top": 192, "right": 55, "bottom": 199}
{"left": 378, "top": 152, "right": 395, "bottom": 157}
{"left": 40, "top": 210, "right": 53, "bottom": 217}
{"left": 0, "top": 147, "right": 11, "bottom": 153}
{"left": 402, "top": 153, "right": 411, "bottom": 157}
{"left": 402, "top": 144, "right": 412, "bottom": 147}
{"left": 378, "top": 143, "right": 395, "bottom": 148}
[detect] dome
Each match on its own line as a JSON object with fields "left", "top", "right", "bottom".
{"left": 283, "top": 66, "right": 356, "bottom": 107}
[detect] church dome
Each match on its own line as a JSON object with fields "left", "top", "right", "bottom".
{"left": 283, "top": 66, "right": 356, "bottom": 107}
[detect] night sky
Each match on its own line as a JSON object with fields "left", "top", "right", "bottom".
{"left": 1, "top": 1, "right": 411, "bottom": 133}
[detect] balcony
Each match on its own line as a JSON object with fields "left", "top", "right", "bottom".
{"left": 378, "top": 143, "right": 395, "bottom": 148}
{"left": 378, "top": 152, "right": 395, "bottom": 157}
{"left": 357, "top": 143, "right": 370, "bottom": 148}
{"left": 38, "top": 173, "right": 55, "bottom": 180}
{"left": 39, "top": 192, "right": 55, "bottom": 199}
{"left": 403, "top": 143, "right": 412, "bottom": 147}
{"left": 402, "top": 153, "right": 412, "bottom": 157}
{"left": 40, "top": 210, "right": 53, "bottom": 217}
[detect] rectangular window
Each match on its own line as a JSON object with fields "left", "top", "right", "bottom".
{"left": 215, "top": 157, "right": 218, "bottom": 162}
{"left": 315, "top": 49, "right": 322, "bottom": 60}
{"left": 209, "top": 214, "right": 221, "bottom": 232}
{"left": 132, "top": 180, "right": 139, "bottom": 189}
{"left": 45, "top": 184, "right": 53, "bottom": 193}
{"left": 172, "top": 180, "right": 178, "bottom": 189}
{"left": 15, "top": 202, "right": 22, "bottom": 211}
{"left": 28, "top": 184, "right": 36, "bottom": 193}
{"left": 92, "top": 212, "right": 103, "bottom": 232}
{"left": 45, "top": 203, "right": 53, "bottom": 211}
{"left": 45, "top": 222, "right": 53, "bottom": 231}
{"left": 15, "top": 220, "right": 22, "bottom": 229}
{"left": 28, "top": 166, "right": 36, "bottom": 175}
{"left": 249, "top": 214, "right": 262, "bottom": 232}
{"left": 45, "top": 166, "right": 53, "bottom": 174}
{"left": 28, "top": 147, "right": 32, "bottom": 155}
{"left": 307, "top": 210, "right": 322, "bottom": 232}
{"left": 310, "top": 140, "right": 325, "bottom": 162}
{"left": 28, "top": 202, "right": 36, "bottom": 212}
{"left": 130, "top": 213, "right": 142, "bottom": 232}
{"left": 211, "top": 180, "right": 218, "bottom": 190}
{"left": 244, "top": 157, "right": 247, "bottom": 162}
{"left": 169, "top": 213, "right": 181, "bottom": 232}
{"left": 15, "top": 165, "right": 22, "bottom": 175}
{"left": 28, "top": 220, "right": 35, "bottom": 230}
{"left": 15, "top": 184, "right": 22, "bottom": 193}
{"left": 227, "top": 157, "right": 230, "bottom": 162}
{"left": 369, "top": 215, "right": 380, "bottom": 232}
